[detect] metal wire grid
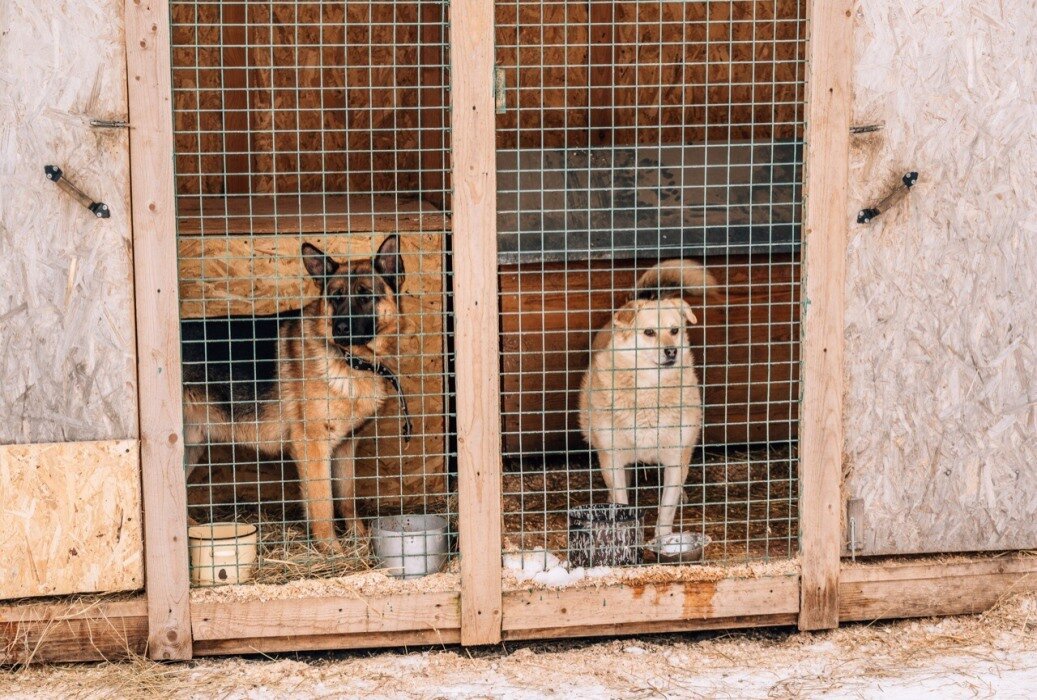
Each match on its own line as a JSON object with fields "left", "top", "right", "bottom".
{"left": 169, "top": 1, "right": 455, "bottom": 585}
{"left": 497, "top": 0, "right": 805, "bottom": 568}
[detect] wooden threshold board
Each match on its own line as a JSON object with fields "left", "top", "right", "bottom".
{"left": 5, "top": 554, "right": 1036, "bottom": 662}
{"left": 0, "top": 597, "right": 147, "bottom": 664}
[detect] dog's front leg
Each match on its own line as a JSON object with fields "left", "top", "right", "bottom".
{"left": 597, "top": 449, "right": 630, "bottom": 506}
{"left": 332, "top": 439, "right": 366, "bottom": 538}
{"left": 655, "top": 449, "right": 692, "bottom": 539}
{"left": 292, "top": 432, "right": 344, "bottom": 554}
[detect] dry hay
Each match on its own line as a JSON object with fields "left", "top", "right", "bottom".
{"left": 0, "top": 592, "right": 144, "bottom": 669}
{"left": 502, "top": 446, "right": 798, "bottom": 564}
{"left": 187, "top": 491, "right": 458, "bottom": 589}
{"left": 4, "top": 593, "right": 1036, "bottom": 699}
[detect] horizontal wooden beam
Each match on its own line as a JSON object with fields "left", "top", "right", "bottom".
{"left": 191, "top": 592, "right": 460, "bottom": 641}
{"left": 504, "top": 613, "right": 798, "bottom": 642}
{"left": 0, "top": 597, "right": 147, "bottom": 664}
{"left": 503, "top": 576, "right": 800, "bottom": 634}
{"left": 194, "top": 628, "right": 460, "bottom": 656}
{"left": 8, "top": 554, "right": 1037, "bottom": 662}
{"left": 839, "top": 554, "right": 1037, "bottom": 622}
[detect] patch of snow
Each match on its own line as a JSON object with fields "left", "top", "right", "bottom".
{"left": 502, "top": 548, "right": 561, "bottom": 581}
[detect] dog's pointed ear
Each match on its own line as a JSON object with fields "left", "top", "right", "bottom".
{"left": 613, "top": 306, "right": 637, "bottom": 328}
{"left": 374, "top": 235, "right": 404, "bottom": 294}
{"left": 681, "top": 301, "right": 699, "bottom": 326}
{"left": 302, "top": 242, "right": 338, "bottom": 290}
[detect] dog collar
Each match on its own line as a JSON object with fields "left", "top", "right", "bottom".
{"left": 341, "top": 351, "right": 413, "bottom": 443}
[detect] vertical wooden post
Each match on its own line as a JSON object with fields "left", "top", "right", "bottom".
{"left": 125, "top": 0, "right": 192, "bottom": 659}
{"left": 449, "top": 0, "right": 504, "bottom": 645}
{"left": 798, "top": 0, "right": 853, "bottom": 631}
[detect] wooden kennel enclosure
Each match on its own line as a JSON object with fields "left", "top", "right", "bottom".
{"left": 4, "top": 0, "right": 1037, "bottom": 664}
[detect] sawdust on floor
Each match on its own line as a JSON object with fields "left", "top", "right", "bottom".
{"left": 4, "top": 594, "right": 1035, "bottom": 699}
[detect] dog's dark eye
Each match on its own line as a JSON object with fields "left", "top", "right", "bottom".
{"left": 670, "top": 327, "right": 679, "bottom": 336}
{"left": 644, "top": 329, "right": 656, "bottom": 337}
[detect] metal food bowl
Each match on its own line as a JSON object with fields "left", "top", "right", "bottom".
{"left": 644, "top": 532, "right": 711, "bottom": 564}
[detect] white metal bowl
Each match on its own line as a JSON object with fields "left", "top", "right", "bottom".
{"left": 371, "top": 514, "right": 448, "bottom": 579}
{"left": 644, "top": 532, "right": 711, "bottom": 564}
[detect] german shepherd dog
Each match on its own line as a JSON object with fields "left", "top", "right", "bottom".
{"left": 181, "top": 235, "right": 407, "bottom": 553}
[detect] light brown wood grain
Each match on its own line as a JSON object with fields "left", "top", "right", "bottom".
{"left": 450, "top": 0, "right": 504, "bottom": 646}
{"left": 797, "top": 0, "right": 853, "bottom": 632}
{"left": 503, "top": 576, "right": 800, "bottom": 633}
{"left": 192, "top": 627, "right": 461, "bottom": 656}
{"left": 0, "top": 597, "right": 147, "bottom": 664}
{"left": 125, "top": 0, "right": 193, "bottom": 660}
{"left": 839, "top": 555, "right": 1037, "bottom": 622}
{"left": 0, "top": 441, "right": 142, "bottom": 600}
{"left": 191, "top": 592, "right": 460, "bottom": 640}
{"left": 503, "top": 613, "right": 799, "bottom": 642}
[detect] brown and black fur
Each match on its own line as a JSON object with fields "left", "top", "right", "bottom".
{"left": 181, "top": 235, "right": 404, "bottom": 552}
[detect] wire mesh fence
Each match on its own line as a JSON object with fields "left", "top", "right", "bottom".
{"left": 169, "top": 0, "right": 455, "bottom": 586}
{"left": 496, "top": 0, "right": 806, "bottom": 570}
{"left": 167, "top": 0, "right": 805, "bottom": 588}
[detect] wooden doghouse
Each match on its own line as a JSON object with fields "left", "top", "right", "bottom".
{"left": 4, "top": 0, "right": 1037, "bottom": 665}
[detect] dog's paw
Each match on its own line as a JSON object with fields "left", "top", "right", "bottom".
{"left": 348, "top": 519, "right": 368, "bottom": 540}
{"left": 315, "top": 537, "right": 347, "bottom": 556}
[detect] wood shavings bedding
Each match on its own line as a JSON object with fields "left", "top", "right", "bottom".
{"left": 191, "top": 568, "right": 461, "bottom": 604}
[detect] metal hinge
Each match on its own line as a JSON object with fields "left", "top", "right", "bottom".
{"left": 850, "top": 122, "right": 885, "bottom": 135}
{"left": 89, "top": 118, "right": 130, "bottom": 129}
{"left": 845, "top": 497, "right": 864, "bottom": 561}
{"left": 494, "top": 67, "right": 506, "bottom": 114}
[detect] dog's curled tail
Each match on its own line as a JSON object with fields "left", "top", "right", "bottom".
{"left": 635, "top": 259, "right": 720, "bottom": 302}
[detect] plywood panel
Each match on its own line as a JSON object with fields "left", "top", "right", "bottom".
{"left": 0, "top": 0, "right": 136, "bottom": 444}
{"left": 843, "top": 2, "right": 1037, "bottom": 555}
{"left": 0, "top": 440, "right": 143, "bottom": 600}
{"left": 500, "top": 257, "right": 800, "bottom": 456}
{"left": 177, "top": 232, "right": 448, "bottom": 507}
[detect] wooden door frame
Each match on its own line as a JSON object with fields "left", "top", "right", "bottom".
{"left": 125, "top": 0, "right": 192, "bottom": 660}
{"left": 121, "top": 0, "right": 852, "bottom": 656}
{"left": 798, "top": 0, "right": 854, "bottom": 630}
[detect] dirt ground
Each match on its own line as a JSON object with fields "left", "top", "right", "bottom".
{"left": 2, "top": 594, "right": 1035, "bottom": 699}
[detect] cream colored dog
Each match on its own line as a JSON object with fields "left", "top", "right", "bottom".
{"left": 579, "top": 260, "right": 717, "bottom": 542}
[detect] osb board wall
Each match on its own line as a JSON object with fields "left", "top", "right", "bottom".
{"left": 843, "top": 2, "right": 1037, "bottom": 555}
{"left": 178, "top": 233, "right": 448, "bottom": 508}
{"left": 495, "top": 0, "right": 806, "bottom": 150}
{"left": 169, "top": 1, "right": 448, "bottom": 201}
{"left": 0, "top": 0, "right": 137, "bottom": 443}
{"left": 0, "top": 440, "right": 143, "bottom": 599}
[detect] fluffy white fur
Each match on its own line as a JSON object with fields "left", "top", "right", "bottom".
{"left": 579, "top": 260, "right": 716, "bottom": 539}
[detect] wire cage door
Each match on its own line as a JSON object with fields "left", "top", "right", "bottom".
{"left": 495, "top": 0, "right": 807, "bottom": 576}
{"left": 169, "top": 0, "right": 458, "bottom": 588}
